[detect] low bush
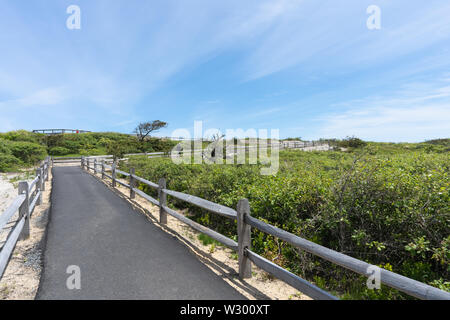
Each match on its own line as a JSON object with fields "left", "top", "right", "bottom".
{"left": 49, "top": 146, "right": 71, "bottom": 156}
{"left": 338, "top": 136, "right": 367, "bottom": 149}
{"left": 122, "top": 143, "right": 449, "bottom": 299}
{"left": 0, "top": 131, "right": 48, "bottom": 172}
{"left": 44, "top": 132, "right": 178, "bottom": 156}
{"left": 0, "top": 154, "right": 22, "bottom": 172}
{"left": 0, "top": 130, "right": 178, "bottom": 172}
{"left": 8, "top": 141, "right": 47, "bottom": 164}
{"left": 0, "top": 139, "right": 12, "bottom": 155}
{"left": 0, "top": 130, "right": 44, "bottom": 144}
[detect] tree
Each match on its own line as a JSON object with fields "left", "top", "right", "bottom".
{"left": 106, "top": 140, "right": 125, "bottom": 163}
{"left": 134, "top": 121, "right": 168, "bottom": 142}
{"left": 339, "top": 136, "right": 367, "bottom": 149}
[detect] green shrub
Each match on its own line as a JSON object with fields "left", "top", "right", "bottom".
{"left": 198, "top": 234, "right": 220, "bottom": 246}
{"left": 0, "top": 130, "right": 44, "bottom": 143}
{"left": 338, "top": 136, "right": 367, "bottom": 149}
{"left": 49, "top": 146, "right": 71, "bottom": 156}
{"left": 122, "top": 144, "right": 449, "bottom": 299}
{"left": 0, "top": 129, "right": 177, "bottom": 169}
{"left": 8, "top": 141, "right": 47, "bottom": 164}
{"left": 0, "top": 132, "right": 47, "bottom": 171}
{"left": 106, "top": 140, "right": 126, "bottom": 161}
{"left": 0, "top": 139, "right": 12, "bottom": 155}
{"left": 0, "top": 154, "right": 22, "bottom": 172}
{"left": 43, "top": 132, "right": 177, "bottom": 156}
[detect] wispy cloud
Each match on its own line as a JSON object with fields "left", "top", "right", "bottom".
{"left": 318, "top": 79, "right": 450, "bottom": 142}
{"left": 242, "top": 107, "right": 283, "bottom": 119}
{"left": 0, "top": 87, "right": 69, "bottom": 109}
{"left": 0, "top": 1, "right": 449, "bottom": 139}
{"left": 242, "top": 1, "right": 450, "bottom": 80}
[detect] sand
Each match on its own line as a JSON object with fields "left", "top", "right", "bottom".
{"left": 0, "top": 169, "right": 52, "bottom": 300}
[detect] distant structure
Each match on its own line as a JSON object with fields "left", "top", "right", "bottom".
{"left": 32, "top": 129, "right": 91, "bottom": 135}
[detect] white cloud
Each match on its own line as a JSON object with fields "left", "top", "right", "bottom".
{"left": 242, "top": 1, "right": 450, "bottom": 80}
{"left": 1, "top": 1, "right": 450, "bottom": 133}
{"left": 318, "top": 80, "right": 450, "bottom": 142}
{"left": 242, "top": 107, "right": 283, "bottom": 119}
{"left": 0, "top": 87, "right": 69, "bottom": 109}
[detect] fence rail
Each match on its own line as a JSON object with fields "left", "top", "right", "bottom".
{"left": 32, "top": 129, "right": 91, "bottom": 135}
{"left": 0, "top": 157, "right": 50, "bottom": 280}
{"left": 82, "top": 156, "right": 450, "bottom": 300}
{"left": 52, "top": 141, "right": 330, "bottom": 165}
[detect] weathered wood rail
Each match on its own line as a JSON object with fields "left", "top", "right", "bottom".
{"left": 0, "top": 157, "right": 50, "bottom": 279}
{"left": 51, "top": 141, "right": 330, "bottom": 165}
{"left": 81, "top": 156, "right": 450, "bottom": 300}
{"left": 32, "top": 129, "right": 91, "bottom": 135}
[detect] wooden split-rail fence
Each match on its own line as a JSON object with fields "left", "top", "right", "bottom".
{"left": 32, "top": 129, "right": 91, "bottom": 135}
{"left": 80, "top": 156, "right": 450, "bottom": 300}
{"left": 50, "top": 141, "right": 331, "bottom": 165}
{"left": 0, "top": 157, "right": 50, "bottom": 279}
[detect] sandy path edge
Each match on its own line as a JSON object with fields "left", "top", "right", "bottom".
{"left": 0, "top": 168, "right": 53, "bottom": 300}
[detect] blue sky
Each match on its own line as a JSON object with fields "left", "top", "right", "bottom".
{"left": 0, "top": 0, "right": 449, "bottom": 142}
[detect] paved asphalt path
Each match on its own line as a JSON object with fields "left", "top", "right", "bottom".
{"left": 37, "top": 166, "right": 245, "bottom": 300}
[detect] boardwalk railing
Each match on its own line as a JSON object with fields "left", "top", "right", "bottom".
{"left": 0, "top": 157, "right": 50, "bottom": 280}
{"left": 82, "top": 156, "right": 450, "bottom": 300}
{"left": 32, "top": 129, "right": 91, "bottom": 135}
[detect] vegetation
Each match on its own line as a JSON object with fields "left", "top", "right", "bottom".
{"left": 122, "top": 139, "right": 449, "bottom": 299}
{"left": 1, "top": 129, "right": 448, "bottom": 299}
{"left": 0, "top": 129, "right": 177, "bottom": 172}
{"left": 44, "top": 131, "right": 176, "bottom": 155}
{"left": 0, "top": 131, "right": 47, "bottom": 171}
{"left": 134, "top": 120, "right": 168, "bottom": 143}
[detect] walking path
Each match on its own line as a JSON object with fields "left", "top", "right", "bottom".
{"left": 37, "top": 166, "right": 245, "bottom": 299}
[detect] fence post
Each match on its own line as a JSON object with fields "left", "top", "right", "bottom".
{"left": 158, "top": 178, "right": 167, "bottom": 224}
{"left": 237, "top": 198, "right": 252, "bottom": 279}
{"left": 35, "top": 168, "right": 43, "bottom": 205}
{"left": 18, "top": 181, "right": 30, "bottom": 240}
{"left": 101, "top": 160, "right": 105, "bottom": 179}
{"left": 130, "top": 168, "right": 136, "bottom": 199}
{"left": 44, "top": 161, "right": 48, "bottom": 181}
{"left": 112, "top": 162, "right": 117, "bottom": 187}
{"left": 94, "top": 159, "right": 98, "bottom": 174}
{"left": 40, "top": 164, "right": 46, "bottom": 191}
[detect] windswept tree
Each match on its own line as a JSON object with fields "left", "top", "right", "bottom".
{"left": 134, "top": 120, "right": 168, "bottom": 142}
